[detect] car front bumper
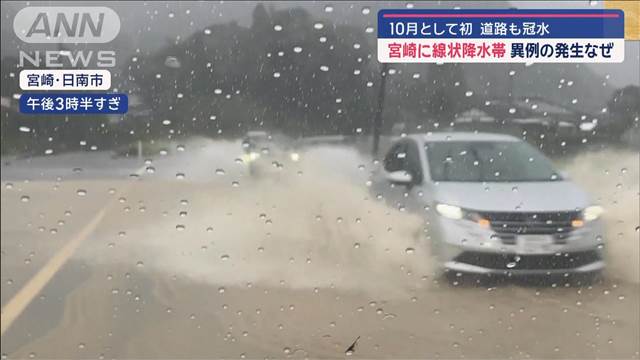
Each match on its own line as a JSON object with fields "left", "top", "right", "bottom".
{"left": 444, "top": 255, "right": 605, "bottom": 275}
{"left": 431, "top": 216, "right": 606, "bottom": 275}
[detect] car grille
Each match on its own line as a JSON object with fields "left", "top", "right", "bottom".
{"left": 453, "top": 250, "right": 601, "bottom": 270}
{"left": 478, "top": 210, "right": 582, "bottom": 235}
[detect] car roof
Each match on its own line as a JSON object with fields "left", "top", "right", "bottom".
{"left": 406, "top": 132, "right": 520, "bottom": 143}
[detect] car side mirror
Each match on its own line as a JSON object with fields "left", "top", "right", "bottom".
{"left": 386, "top": 170, "right": 413, "bottom": 185}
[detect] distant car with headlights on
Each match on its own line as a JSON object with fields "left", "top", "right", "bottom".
{"left": 241, "top": 131, "right": 299, "bottom": 177}
{"left": 371, "top": 132, "right": 605, "bottom": 279}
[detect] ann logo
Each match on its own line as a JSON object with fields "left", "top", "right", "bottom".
{"left": 26, "top": 12, "right": 105, "bottom": 39}
{"left": 14, "top": 7, "right": 120, "bottom": 43}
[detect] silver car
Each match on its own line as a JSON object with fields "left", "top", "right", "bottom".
{"left": 372, "top": 132, "right": 605, "bottom": 278}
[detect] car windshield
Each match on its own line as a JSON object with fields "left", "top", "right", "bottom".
{"left": 1, "top": 1, "right": 639, "bottom": 359}
{"left": 426, "top": 140, "right": 561, "bottom": 182}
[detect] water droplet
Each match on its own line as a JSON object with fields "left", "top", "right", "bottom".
{"left": 274, "top": 24, "right": 283, "bottom": 31}
{"left": 76, "top": 189, "right": 87, "bottom": 196}
{"left": 221, "top": 254, "right": 230, "bottom": 261}
{"left": 20, "top": 195, "right": 30, "bottom": 202}
{"left": 324, "top": 5, "right": 334, "bottom": 12}
{"left": 314, "top": 22, "right": 324, "bottom": 30}
{"left": 361, "top": 6, "right": 371, "bottom": 14}
{"left": 405, "top": 247, "right": 415, "bottom": 254}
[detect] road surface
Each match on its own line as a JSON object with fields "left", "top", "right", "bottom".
{"left": 1, "top": 137, "right": 638, "bottom": 359}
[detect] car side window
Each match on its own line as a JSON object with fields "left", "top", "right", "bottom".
{"left": 383, "top": 142, "right": 408, "bottom": 172}
{"left": 406, "top": 141, "right": 423, "bottom": 183}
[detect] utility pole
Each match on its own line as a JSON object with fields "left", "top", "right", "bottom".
{"left": 508, "top": 64, "right": 515, "bottom": 101}
{"left": 507, "top": 7, "right": 518, "bottom": 105}
{"left": 372, "top": 62, "right": 389, "bottom": 156}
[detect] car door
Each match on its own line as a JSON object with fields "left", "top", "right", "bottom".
{"left": 373, "top": 139, "right": 427, "bottom": 214}
{"left": 405, "top": 140, "right": 443, "bottom": 256}
{"left": 401, "top": 139, "right": 430, "bottom": 214}
{"left": 369, "top": 140, "right": 410, "bottom": 211}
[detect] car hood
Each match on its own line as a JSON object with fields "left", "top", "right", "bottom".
{"left": 432, "top": 181, "right": 590, "bottom": 212}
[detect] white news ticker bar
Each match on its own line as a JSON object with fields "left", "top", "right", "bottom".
{"left": 19, "top": 69, "right": 111, "bottom": 90}
{"left": 378, "top": 38, "right": 624, "bottom": 63}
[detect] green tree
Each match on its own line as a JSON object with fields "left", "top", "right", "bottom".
{"left": 607, "top": 85, "right": 640, "bottom": 134}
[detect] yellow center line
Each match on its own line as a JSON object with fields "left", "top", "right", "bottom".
{"left": 0, "top": 165, "right": 146, "bottom": 336}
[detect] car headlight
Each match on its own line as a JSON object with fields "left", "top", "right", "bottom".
{"left": 583, "top": 205, "right": 604, "bottom": 221}
{"left": 290, "top": 152, "right": 300, "bottom": 162}
{"left": 435, "top": 203, "right": 464, "bottom": 220}
{"left": 241, "top": 152, "right": 261, "bottom": 163}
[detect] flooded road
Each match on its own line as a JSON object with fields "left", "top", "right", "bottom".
{"left": 1, "top": 138, "right": 638, "bottom": 359}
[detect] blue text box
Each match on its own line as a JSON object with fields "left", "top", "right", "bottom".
{"left": 20, "top": 93, "right": 128, "bottom": 114}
